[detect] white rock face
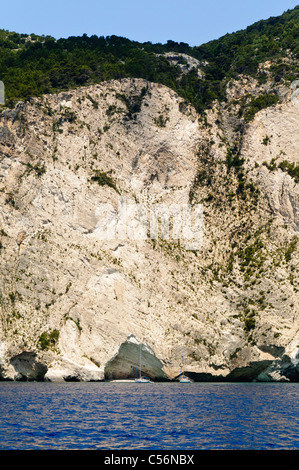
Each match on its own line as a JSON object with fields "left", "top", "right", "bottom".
{"left": 104, "top": 335, "right": 167, "bottom": 380}
{"left": 0, "top": 78, "right": 298, "bottom": 381}
{"left": 242, "top": 84, "right": 299, "bottom": 229}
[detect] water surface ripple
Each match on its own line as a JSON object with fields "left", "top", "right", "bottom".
{"left": 0, "top": 382, "right": 298, "bottom": 450}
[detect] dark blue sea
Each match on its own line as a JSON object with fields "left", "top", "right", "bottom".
{"left": 0, "top": 382, "right": 298, "bottom": 450}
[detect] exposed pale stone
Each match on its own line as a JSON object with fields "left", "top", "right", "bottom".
{"left": 104, "top": 335, "right": 167, "bottom": 380}
{"left": 0, "top": 77, "right": 298, "bottom": 381}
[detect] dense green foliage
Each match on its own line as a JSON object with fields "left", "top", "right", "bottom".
{"left": 91, "top": 170, "right": 120, "bottom": 194}
{"left": 0, "top": 6, "right": 298, "bottom": 111}
{"left": 38, "top": 329, "right": 59, "bottom": 350}
{"left": 194, "top": 6, "right": 299, "bottom": 78}
{"left": 243, "top": 92, "right": 280, "bottom": 122}
{"left": 278, "top": 160, "right": 299, "bottom": 183}
{"left": 263, "top": 158, "right": 299, "bottom": 182}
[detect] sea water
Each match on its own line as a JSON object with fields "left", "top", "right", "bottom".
{"left": 0, "top": 382, "right": 298, "bottom": 450}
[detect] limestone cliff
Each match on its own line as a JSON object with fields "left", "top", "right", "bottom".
{"left": 0, "top": 76, "right": 298, "bottom": 382}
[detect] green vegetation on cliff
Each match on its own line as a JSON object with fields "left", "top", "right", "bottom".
{"left": 0, "top": 6, "right": 298, "bottom": 111}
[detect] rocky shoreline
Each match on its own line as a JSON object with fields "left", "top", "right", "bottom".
{"left": 1, "top": 335, "right": 298, "bottom": 383}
